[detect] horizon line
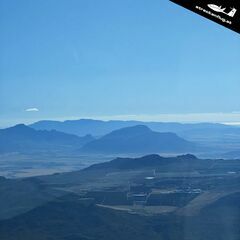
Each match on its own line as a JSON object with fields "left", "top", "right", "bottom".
{"left": 1, "top": 112, "right": 240, "bottom": 128}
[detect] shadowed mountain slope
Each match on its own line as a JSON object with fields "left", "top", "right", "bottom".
{"left": 0, "top": 177, "right": 64, "bottom": 220}
{"left": 0, "top": 191, "right": 239, "bottom": 240}
{"left": 0, "top": 195, "right": 162, "bottom": 240}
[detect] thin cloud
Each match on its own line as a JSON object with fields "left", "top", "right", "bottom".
{"left": 25, "top": 108, "right": 39, "bottom": 112}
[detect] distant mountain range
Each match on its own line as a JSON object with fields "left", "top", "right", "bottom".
{"left": 2, "top": 121, "right": 240, "bottom": 156}
{"left": 0, "top": 124, "right": 94, "bottom": 154}
{"left": 80, "top": 125, "right": 195, "bottom": 154}
{"left": 29, "top": 119, "right": 240, "bottom": 154}
{"left": 0, "top": 124, "right": 196, "bottom": 155}
{"left": 30, "top": 119, "right": 235, "bottom": 138}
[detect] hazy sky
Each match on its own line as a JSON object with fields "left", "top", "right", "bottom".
{"left": 0, "top": 0, "right": 240, "bottom": 127}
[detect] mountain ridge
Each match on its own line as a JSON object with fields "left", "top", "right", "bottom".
{"left": 0, "top": 124, "right": 94, "bottom": 153}
{"left": 84, "top": 153, "right": 199, "bottom": 171}
{"left": 80, "top": 125, "right": 195, "bottom": 154}
{"left": 30, "top": 119, "right": 233, "bottom": 137}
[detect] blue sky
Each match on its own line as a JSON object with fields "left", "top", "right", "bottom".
{"left": 0, "top": 0, "right": 240, "bottom": 127}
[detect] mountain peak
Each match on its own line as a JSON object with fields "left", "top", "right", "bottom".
{"left": 12, "top": 123, "right": 30, "bottom": 129}
{"left": 125, "top": 125, "right": 150, "bottom": 131}
{"left": 177, "top": 154, "right": 198, "bottom": 160}
{"left": 11, "top": 124, "right": 28, "bottom": 128}
{"left": 107, "top": 125, "right": 151, "bottom": 137}
{"left": 4, "top": 124, "right": 34, "bottom": 133}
